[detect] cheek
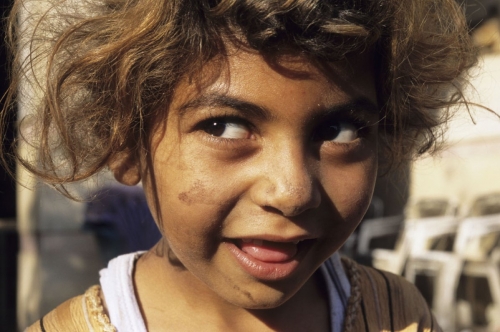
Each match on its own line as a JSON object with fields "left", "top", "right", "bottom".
{"left": 146, "top": 168, "right": 236, "bottom": 260}
{"left": 322, "top": 156, "right": 377, "bottom": 225}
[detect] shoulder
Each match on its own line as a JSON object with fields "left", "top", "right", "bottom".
{"left": 25, "top": 294, "right": 88, "bottom": 332}
{"left": 26, "top": 285, "right": 116, "bottom": 332}
{"left": 342, "top": 257, "right": 441, "bottom": 332}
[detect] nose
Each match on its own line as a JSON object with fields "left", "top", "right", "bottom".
{"left": 250, "top": 142, "right": 321, "bottom": 217}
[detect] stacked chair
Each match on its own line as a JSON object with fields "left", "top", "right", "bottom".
{"left": 403, "top": 215, "right": 462, "bottom": 331}
{"left": 452, "top": 194, "right": 500, "bottom": 330}
{"left": 349, "top": 194, "right": 500, "bottom": 331}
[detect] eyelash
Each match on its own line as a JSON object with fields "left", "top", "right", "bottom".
{"left": 313, "top": 114, "right": 372, "bottom": 142}
{"left": 195, "top": 114, "right": 255, "bottom": 145}
{"left": 195, "top": 112, "right": 373, "bottom": 145}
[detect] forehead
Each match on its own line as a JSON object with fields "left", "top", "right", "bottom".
{"left": 171, "top": 49, "right": 378, "bottom": 116}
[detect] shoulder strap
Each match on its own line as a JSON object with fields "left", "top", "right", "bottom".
{"left": 25, "top": 285, "right": 116, "bottom": 332}
{"left": 26, "top": 295, "right": 90, "bottom": 332}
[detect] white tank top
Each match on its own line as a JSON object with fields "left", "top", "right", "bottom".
{"left": 100, "top": 251, "right": 351, "bottom": 332}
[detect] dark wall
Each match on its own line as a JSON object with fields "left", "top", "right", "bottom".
{"left": 0, "top": 1, "right": 18, "bottom": 331}
{"left": 0, "top": 2, "right": 15, "bottom": 219}
{"left": 463, "top": 0, "right": 500, "bottom": 29}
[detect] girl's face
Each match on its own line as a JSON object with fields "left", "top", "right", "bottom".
{"left": 121, "top": 50, "right": 378, "bottom": 309}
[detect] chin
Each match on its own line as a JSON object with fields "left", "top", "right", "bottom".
{"left": 235, "top": 295, "right": 289, "bottom": 310}
{"left": 222, "top": 280, "right": 302, "bottom": 310}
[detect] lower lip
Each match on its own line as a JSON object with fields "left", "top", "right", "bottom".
{"left": 224, "top": 241, "right": 307, "bottom": 281}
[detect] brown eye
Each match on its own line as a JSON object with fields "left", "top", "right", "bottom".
{"left": 203, "top": 121, "right": 251, "bottom": 139}
{"left": 204, "top": 121, "right": 227, "bottom": 137}
{"left": 316, "top": 124, "right": 341, "bottom": 141}
{"left": 315, "top": 121, "right": 358, "bottom": 143}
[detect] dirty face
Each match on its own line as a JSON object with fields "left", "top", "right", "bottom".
{"left": 138, "top": 50, "right": 378, "bottom": 308}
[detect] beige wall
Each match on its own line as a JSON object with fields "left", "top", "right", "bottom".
{"left": 410, "top": 54, "right": 500, "bottom": 216}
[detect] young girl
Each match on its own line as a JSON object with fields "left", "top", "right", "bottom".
{"left": 2, "top": 0, "right": 477, "bottom": 331}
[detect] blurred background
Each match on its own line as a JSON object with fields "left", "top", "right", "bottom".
{"left": 2, "top": 0, "right": 500, "bottom": 331}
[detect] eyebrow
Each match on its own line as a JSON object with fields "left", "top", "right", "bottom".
{"left": 177, "top": 93, "right": 379, "bottom": 120}
{"left": 324, "top": 98, "right": 379, "bottom": 118}
{"left": 178, "top": 94, "right": 271, "bottom": 120}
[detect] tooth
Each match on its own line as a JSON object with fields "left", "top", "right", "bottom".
{"left": 253, "top": 239, "right": 263, "bottom": 246}
{"left": 293, "top": 240, "right": 300, "bottom": 244}
{"left": 242, "top": 239, "right": 251, "bottom": 243}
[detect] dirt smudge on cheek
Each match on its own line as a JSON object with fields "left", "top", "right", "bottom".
{"left": 177, "top": 179, "right": 227, "bottom": 207}
{"left": 178, "top": 180, "right": 207, "bottom": 205}
{"left": 177, "top": 192, "right": 192, "bottom": 205}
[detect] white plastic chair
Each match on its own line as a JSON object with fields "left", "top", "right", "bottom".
{"left": 454, "top": 214, "right": 500, "bottom": 260}
{"left": 453, "top": 213, "right": 500, "bottom": 330}
{"left": 353, "top": 215, "right": 405, "bottom": 273}
{"left": 402, "top": 216, "right": 462, "bottom": 331}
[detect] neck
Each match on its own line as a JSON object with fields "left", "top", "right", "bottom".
{"left": 133, "top": 243, "right": 330, "bottom": 331}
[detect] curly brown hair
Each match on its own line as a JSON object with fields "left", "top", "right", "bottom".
{"left": 1, "top": 0, "right": 477, "bottom": 187}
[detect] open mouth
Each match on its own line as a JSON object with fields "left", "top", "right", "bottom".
{"left": 236, "top": 239, "right": 309, "bottom": 263}
{"left": 224, "top": 238, "right": 315, "bottom": 281}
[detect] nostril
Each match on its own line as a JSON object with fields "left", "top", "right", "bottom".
{"left": 283, "top": 204, "right": 313, "bottom": 218}
{"left": 261, "top": 205, "right": 285, "bottom": 215}
{"left": 258, "top": 186, "right": 321, "bottom": 217}
{"left": 262, "top": 202, "right": 318, "bottom": 218}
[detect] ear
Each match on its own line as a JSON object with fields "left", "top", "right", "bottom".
{"left": 108, "top": 152, "right": 141, "bottom": 186}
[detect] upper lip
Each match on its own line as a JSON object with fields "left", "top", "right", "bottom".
{"left": 227, "top": 234, "right": 316, "bottom": 244}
